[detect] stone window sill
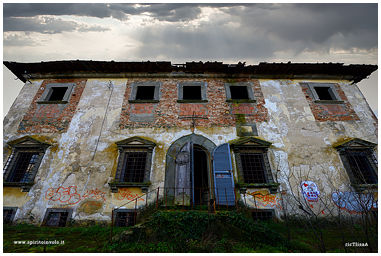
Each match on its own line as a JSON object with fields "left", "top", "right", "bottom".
{"left": 128, "top": 100, "right": 159, "bottom": 103}
{"left": 177, "top": 100, "right": 208, "bottom": 103}
{"left": 352, "top": 183, "right": 378, "bottom": 192}
{"left": 109, "top": 182, "right": 151, "bottom": 193}
{"left": 313, "top": 100, "right": 344, "bottom": 104}
{"left": 37, "top": 100, "right": 69, "bottom": 104}
{"left": 226, "top": 99, "right": 256, "bottom": 103}
{"left": 237, "top": 182, "right": 279, "bottom": 194}
{"left": 3, "top": 182, "right": 35, "bottom": 192}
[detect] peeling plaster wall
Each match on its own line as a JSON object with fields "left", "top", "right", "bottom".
{"left": 3, "top": 76, "right": 377, "bottom": 224}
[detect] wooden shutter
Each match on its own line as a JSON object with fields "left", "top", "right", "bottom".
{"left": 175, "top": 141, "right": 193, "bottom": 204}
{"left": 213, "top": 143, "right": 235, "bottom": 206}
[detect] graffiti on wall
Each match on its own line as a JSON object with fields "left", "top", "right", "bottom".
{"left": 300, "top": 181, "right": 320, "bottom": 202}
{"left": 332, "top": 191, "right": 378, "bottom": 214}
{"left": 117, "top": 188, "right": 145, "bottom": 201}
{"left": 45, "top": 186, "right": 106, "bottom": 204}
{"left": 247, "top": 190, "right": 283, "bottom": 210}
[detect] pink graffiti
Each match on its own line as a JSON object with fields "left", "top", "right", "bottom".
{"left": 45, "top": 186, "right": 106, "bottom": 204}
{"left": 117, "top": 188, "right": 145, "bottom": 201}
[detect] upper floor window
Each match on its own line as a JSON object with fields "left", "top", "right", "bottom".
{"left": 178, "top": 82, "right": 208, "bottom": 103}
{"left": 3, "top": 136, "right": 50, "bottom": 192}
{"left": 224, "top": 82, "right": 256, "bottom": 102}
{"left": 37, "top": 83, "right": 75, "bottom": 104}
{"left": 334, "top": 139, "right": 378, "bottom": 188}
{"left": 306, "top": 83, "right": 344, "bottom": 104}
{"left": 129, "top": 81, "right": 161, "bottom": 103}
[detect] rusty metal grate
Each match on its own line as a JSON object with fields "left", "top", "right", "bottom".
{"left": 252, "top": 210, "right": 273, "bottom": 221}
{"left": 46, "top": 211, "right": 69, "bottom": 227}
{"left": 238, "top": 148, "right": 267, "bottom": 183}
{"left": 122, "top": 147, "right": 148, "bottom": 183}
{"left": 115, "top": 211, "right": 136, "bottom": 227}
{"left": 3, "top": 209, "right": 14, "bottom": 224}
{"left": 346, "top": 149, "right": 377, "bottom": 184}
{"left": 5, "top": 148, "right": 39, "bottom": 183}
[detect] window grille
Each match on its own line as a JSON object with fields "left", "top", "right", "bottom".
{"left": 45, "top": 211, "right": 70, "bottom": 227}
{"left": 121, "top": 147, "right": 149, "bottom": 183}
{"left": 3, "top": 208, "right": 16, "bottom": 224}
{"left": 345, "top": 148, "right": 378, "bottom": 184}
{"left": 252, "top": 210, "right": 273, "bottom": 221}
{"left": 237, "top": 147, "right": 268, "bottom": 183}
{"left": 4, "top": 147, "right": 40, "bottom": 183}
{"left": 115, "top": 211, "right": 136, "bottom": 227}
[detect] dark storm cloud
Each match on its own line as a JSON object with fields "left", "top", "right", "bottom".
{"left": 4, "top": 16, "right": 109, "bottom": 34}
{"left": 3, "top": 3, "right": 377, "bottom": 56}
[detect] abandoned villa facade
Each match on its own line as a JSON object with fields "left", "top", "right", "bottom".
{"left": 3, "top": 60, "right": 378, "bottom": 227}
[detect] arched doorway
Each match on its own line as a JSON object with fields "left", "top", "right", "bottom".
{"left": 164, "top": 134, "right": 216, "bottom": 205}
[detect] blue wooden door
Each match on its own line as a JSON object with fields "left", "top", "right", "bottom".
{"left": 213, "top": 143, "right": 235, "bottom": 206}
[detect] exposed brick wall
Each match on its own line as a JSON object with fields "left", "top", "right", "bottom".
{"left": 18, "top": 79, "right": 87, "bottom": 133}
{"left": 119, "top": 78, "right": 268, "bottom": 129}
{"left": 300, "top": 83, "right": 359, "bottom": 121}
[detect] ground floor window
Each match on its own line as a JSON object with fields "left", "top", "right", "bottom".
{"left": 43, "top": 209, "right": 73, "bottom": 227}
{"left": 114, "top": 210, "right": 137, "bottom": 227}
{"left": 251, "top": 209, "right": 274, "bottom": 221}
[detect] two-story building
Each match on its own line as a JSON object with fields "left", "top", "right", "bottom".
{"left": 3, "top": 60, "right": 378, "bottom": 226}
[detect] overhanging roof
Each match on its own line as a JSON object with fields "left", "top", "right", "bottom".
{"left": 3, "top": 60, "right": 377, "bottom": 83}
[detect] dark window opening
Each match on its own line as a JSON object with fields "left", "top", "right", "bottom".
{"left": 3, "top": 209, "right": 15, "bottom": 224}
{"left": 238, "top": 148, "right": 267, "bottom": 183}
{"left": 48, "top": 87, "right": 68, "bottom": 101}
{"left": 6, "top": 151, "right": 39, "bottom": 183}
{"left": 115, "top": 211, "right": 136, "bottom": 227}
{"left": 314, "top": 87, "right": 334, "bottom": 101}
{"left": 122, "top": 148, "right": 148, "bottom": 183}
{"left": 183, "top": 86, "right": 202, "bottom": 100}
{"left": 193, "top": 147, "right": 209, "bottom": 205}
{"left": 135, "top": 86, "right": 155, "bottom": 100}
{"left": 252, "top": 210, "right": 273, "bottom": 221}
{"left": 46, "top": 211, "right": 69, "bottom": 227}
{"left": 230, "top": 86, "right": 249, "bottom": 100}
{"left": 346, "top": 149, "right": 378, "bottom": 184}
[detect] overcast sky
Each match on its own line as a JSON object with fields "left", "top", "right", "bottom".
{"left": 2, "top": 3, "right": 378, "bottom": 117}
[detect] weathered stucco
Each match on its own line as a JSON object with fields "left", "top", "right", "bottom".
{"left": 3, "top": 74, "right": 378, "bottom": 224}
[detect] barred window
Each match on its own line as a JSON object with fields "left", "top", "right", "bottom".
{"left": 237, "top": 147, "right": 268, "bottom": 183}
{"left": 251, "top": 209, "right": 274, "bottom": 221}
{"left": 4, "top": 148, "right": 40, "bottom": 183}
{"left": 43, "top": 209, "right": 73, "bottom": 227}
{"left": 121, "top": 147, "right": 149, "bottom": 183}
{"left": 113, "top": 137, "right": 156, "bottom": 188}
{"left": 3, "top": 207, "right": 17, "bottom": 224}
{"left": 345, "top": 149, "right": 377, "bottom": 185}
{"left": 334, "top": 139, "right": 378, "bottom": 187}
{"left": 114, "top": 211, "right": 137, "bottom": 227}
{"left": 4, "top": 137, "right": 49, "bottom": 191}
